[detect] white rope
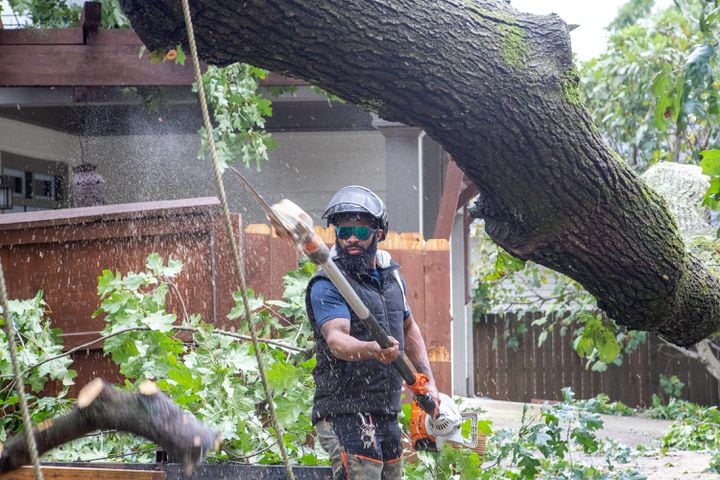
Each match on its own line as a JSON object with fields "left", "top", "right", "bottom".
{"left": 0, "top": 257, "right": 44, "bottom": 480}
{"left": 177, "top": 2, "right": 296, "bottom": 479}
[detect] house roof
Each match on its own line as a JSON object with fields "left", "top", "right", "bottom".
{"left": 0, "top": 16, "right": 378, "bottom": 135}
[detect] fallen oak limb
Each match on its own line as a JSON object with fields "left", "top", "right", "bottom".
{"left": 0, "top": 378, "right": 221, "bottom": 476}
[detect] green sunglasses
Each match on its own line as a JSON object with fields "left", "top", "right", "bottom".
{"left": 336, "top": 225, "right": 376, "bottom": 241}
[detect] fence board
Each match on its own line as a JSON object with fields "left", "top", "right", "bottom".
{"left": 422, "top": 248, "right": 452, "bottom": 394}
{"left": 473, "top": 316, "right": 490, "bottom": 396}
{"left": 474, "top": 313, "right": 720, "bottom": 406}
{"left": 541, "top": 321, "right": 554, "bottom": 400}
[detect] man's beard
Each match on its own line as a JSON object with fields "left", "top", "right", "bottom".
{"left": 334, "top": 236, "right": 378, "bottom": 274}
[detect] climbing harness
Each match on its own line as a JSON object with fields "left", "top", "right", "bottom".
{"left": 178, "top": 1, "right": 296, "bottom": 479}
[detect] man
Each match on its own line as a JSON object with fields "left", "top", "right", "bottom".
{"left": 306, "top": 185, "right": 439, "bottom": 479}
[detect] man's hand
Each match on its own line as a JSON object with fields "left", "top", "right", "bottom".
{"left": 425, "top": 378, "right": 441, "bottom": 418}
{"left": 374, "top": 336, "right": 400, "bottom": 364}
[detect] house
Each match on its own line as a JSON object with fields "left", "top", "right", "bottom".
{"left": 0, "top": 4, "right": 479, "bottom": 396}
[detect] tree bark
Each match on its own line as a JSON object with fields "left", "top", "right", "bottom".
{"left": 119, "top": 0, "right": 720, "bottom": 347}
{"left": 0, "top": 379, "right": 221, "bottom": 475}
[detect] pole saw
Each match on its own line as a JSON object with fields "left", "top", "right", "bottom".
{"left": 230, "top": 167, "right": 484, "bottom": 454}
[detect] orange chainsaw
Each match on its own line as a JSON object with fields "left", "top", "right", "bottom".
{"left": 407, "top": 373, "right": 485, "bottom": 453}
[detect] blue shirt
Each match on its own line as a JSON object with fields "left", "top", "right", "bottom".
{"left": 310, "top": 270, "right": 411, "bottom": 328}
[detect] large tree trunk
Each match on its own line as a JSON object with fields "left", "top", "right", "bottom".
{"left": 119, "top": 0, "right": 720, "bottom": 347}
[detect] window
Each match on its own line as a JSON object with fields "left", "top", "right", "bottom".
{"left": 0, "top": 152, "right": 67, "bottom": 212}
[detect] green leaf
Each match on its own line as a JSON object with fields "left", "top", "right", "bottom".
{"left": 476, "top": 419, "right": 493, "bottom": 436}
{"left": 596, "top": 329, "right": 621, "bottom": 363}
{"left": 651, "top": 67, "right": 674, "bottom": 131}
{"left": 483, "top": 250, "right": 526, "bottom": 282}
{"left": 266, "top": 361, "right": 299, "bottom": 392}
{"left": 97, "top": 269, "right": 122, "bottom": 298}
{"left": 572, "top": 426, "right": 600, "bottom": 454}
{"left": 574, "top": 316, "right": 620, "bottom": 363}
{"left": 703, "top": 177, "right": 720, "bottom": 209}
{"left": 146, "top": 253, "right": 164, "bottom": 274}
{"left": 123, "top": 272, "right": 151, "bottom": 291}
{"left": 148, "top": 49, "right": 166, "bottom": 64}
{"left": 141, "top": 311, "right": 176, "bottom": 332}
{"left": 684, "top": 43, "right": 715, "bottom": 84}
{"left": 174, "top": 44, "right": 186, "bottom": 66}
{"left": 700, "top": 149, "right": 720, "bottom": 177}
{"left": 517, "top": 454, "right": 541, "bottom": 478}
{"left": 274, "top": 395, "right": 305, "bottom": 425}
{"left": 537, "top": 330, "right": 548, "bottom": 347}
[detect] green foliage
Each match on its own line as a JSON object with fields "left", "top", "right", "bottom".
{"left": 661, "top": 404, "right": 720, "bottom": 450}
{"left": 1, "top": 254, "right": 318, "bottom": 464}
{"left": 711, "top": 450, "right": 720, "bottom": 473}
{"left": 581, "top": 0, "right": 720, "bottom": 170}
{"left": 470, "top": 221, "right": 644, "bottom": 371}
{"left": 99, "top": 0, "right": 130, "bottom": 28}
{"left": 0, "top": 292, "right": 75, "bottom": 442}
{"left": 7, "top": 0, "right": 128, "bottom": 28}
{"left": 575, "top": 393, "right": 636, "bottom": 417}
{"left": 645, "top": 396, "right": 704, "bottom": 421}
{"left": 644, "top": 394, "right": 720, "bottom": 452}
{"left": 7, "top": 0, "right": 80, "bottom": 27}
{"left": 575, "top": 315, "right": 621, "bottom": 364}
{"left": 407, "top": 390, "right": 644, "bottom": 479}
{"left": 607, "top": 0, "right": 655, "bottom": 31}
{"left": 196, "top": 63, "right": 278, "bottom": 171}
{"left": 405, "top": 445, "right": 483, "bottom": 480}
{"left": 700, "top": 148, "right": 720, "bottom": 211}
{"left": 479, "top": 390, "right": 643, "bottom": 479}
{"left": 42, "top": 433, "right": 156, "bottom": 463}
{"left": 93, "top": 254, "right": 317, "bottom": 463}
{"left": 659, "top": 374, "right": 685, "bottom": 399}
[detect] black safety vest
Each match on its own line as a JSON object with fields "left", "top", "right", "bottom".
{"left": 306, "top": 262, "right": 406, "bottom": 422}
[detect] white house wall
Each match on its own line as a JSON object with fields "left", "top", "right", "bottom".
{"left": 0, "top": 114, "right": 447, "bottom": 236}
{"left": 0, "top": 117, "right": 80, "bottom": 163}
{"left": 79, "top": 130, "right": 386, "bottom": 225}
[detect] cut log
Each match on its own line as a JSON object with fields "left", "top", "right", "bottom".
{"left": 0, "top": 379, "right": 221, "bottom": 475}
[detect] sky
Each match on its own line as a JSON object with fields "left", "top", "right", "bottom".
{"left": 510, "top": 0, "right": 671, "bottom": 61}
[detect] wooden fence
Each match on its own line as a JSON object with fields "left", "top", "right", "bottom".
{"left": 474, "top": 313, "right": 720, "bottom": 407}
{"left": 0, "top": 197, "right": 451, "bottom": 395}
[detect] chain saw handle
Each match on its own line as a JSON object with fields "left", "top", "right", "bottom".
{"left": 407, "top": 372, "right": 436, "bottom": 415}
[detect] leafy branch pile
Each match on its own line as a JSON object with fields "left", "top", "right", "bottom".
{"left": 405, "top": 389, "right": 644, "bottom": 480}
{"left": 1, "top": 254, "right": 319, "bottom": 464}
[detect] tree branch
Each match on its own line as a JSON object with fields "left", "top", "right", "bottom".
{"left": 695, "top": 339, "right": 720, "bottom": 381}
{"left": 1, "top": 325, "right": 308, "bottom": 385}
{"left": 659, "top": 337, "right": 700, "bottom": 359}
{"left": 0, "top": 379, "right": 221, "bottom": 475}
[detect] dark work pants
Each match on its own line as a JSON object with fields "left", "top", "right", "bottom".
{"left": 315, "top": 414, "right": 404, "bottom": 480}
